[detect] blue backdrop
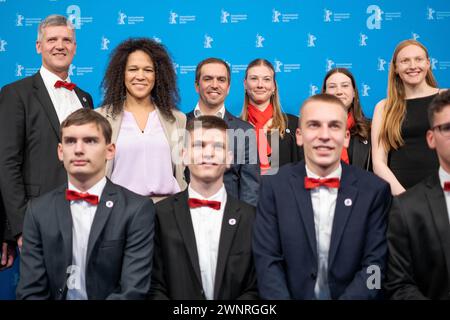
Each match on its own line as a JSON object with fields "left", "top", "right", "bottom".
{"left": 1, "top": 0, "right": 450, "bottom": 299}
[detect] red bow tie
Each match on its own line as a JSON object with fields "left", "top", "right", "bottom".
{"left": 304, "top": 177, "right": 340, "bottom": 189}
{"left": 444, "top": 182, "right": 450, "bottom": 191}
{"left": 188, "top": 198, "right": 221, "bottom": 210}
{"left": 54, "top": 80, "right": 76, "bottom": 91}
{"left": 66, "top": 189, "right": 99, "bottom": 205}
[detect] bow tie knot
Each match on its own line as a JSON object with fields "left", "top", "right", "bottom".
{"left": 66, "top": 189, "right": 99, "bottom": 205}
{"left": 304, "top": 177, "right": 340, "bottom": 189}
{"left": 444, "top": 182, "right": 450, "bottom": 192}
{"left": 54, "top": 80, "right": 76, "bottom": 91}
{"left": 188, "top": 198, "right": 221, "bottom": 210}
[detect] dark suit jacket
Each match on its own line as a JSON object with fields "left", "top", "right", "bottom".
{"left": 253, "top": 161, "right": 391, "bottom": 299}
{"left": 16, "top": 179, "right": 155, "bottom": 300}
{"left": 385, "top": 173, "right": 450, "bottom": 300}
{"left": 186, "top": 110, "right": 260, "bottom": 206}
{"left": 0, "top": 72, "right": 93, "bottom": 238}
{"left": 150, "top": 189, "right": 258, "bottom": 300}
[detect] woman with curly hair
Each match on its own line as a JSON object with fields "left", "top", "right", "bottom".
{"left": 322, "top": 68, "right": 372, "bottom": 170}
{"left": 372, "top": 39, "right": 444, "bottom": 195}
{"left": 97, "top": 38, "right": 186, "bottom": 201}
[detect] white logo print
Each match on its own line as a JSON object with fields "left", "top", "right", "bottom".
{"left": 274, "top": 59, "right": 283, "bottom": 73}
{"left": 431, "top": 58, "right": 438, "bottom": 70}
{"left": 69, "top": 64, "right": 76, "bottom": 77}
{"left": 256, "top": 34, "right": 265, "bottom": 48}
{"left": 16, "top": 14, "right": 24, "bottom": 26}
{"left": 427, "top": 7, "right": 435, "bottom": 20}
{"left": 118, "top": 11, "right": 127, "bottom": 25}
{"left": 101, "top": 36, "right": 110, "bottom": 50}
{"left": 326, "top": 59, "right": 335, "bottom": 71}
{"left": 272, "top": 9, "right": 281, "bottom": 23}
{"left": 15, "top": 64, "right": 24, "bottom": 77}
{"left": 324, "top": 9, "right": 332, "bottom": 22}
{"left": 204, "top": 34, "right": 213, "bottom": 48}
{"left": 221, "top": 9, "right": 230, "bottom": 23}
{"left": 366, "top": 5, "right": 383, "bottom": 30}
{"left": 412, "top": 32, "right": 420, "bottom": 40}
{"left": 307, "top": 33, "right": 316, "bottom": 47}
{"left": 169, "top": 11, "right": 178, "bottom": 24}
{"left": 0, "top": 39, "right": 7, "bottom": 52}
{"left": 67, "top": 5, "right": 81, "bottom": 29}
{"left": 359, "top": 33, "right": 368, "bottom": 46}
{"left": 309, "top": 84, "right": 319, "bottom": 96}
{"left": 377, "top": 58, "right": 387, "bottom": 71}
{"left": 362, "top": 84, "right": 370, "bottom": 97}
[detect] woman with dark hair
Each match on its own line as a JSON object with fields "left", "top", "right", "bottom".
{"left": 97, "top": 38, "right": 186, "bottom": 202}
{"left": 240, "top": 58, "right": 302, "bottom": 174}
{"left": 372, "top": 39, "right": 443, "bottom": 195}
{"left": 322, "top": 68, "right": 372, "bottom": 170}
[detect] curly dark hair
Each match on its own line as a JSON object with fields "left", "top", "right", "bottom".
{"left": 101, "top": 38, "right": 179, "bottom": 122}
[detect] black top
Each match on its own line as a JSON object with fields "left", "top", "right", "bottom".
{"left": 388, "top": 94, "right": 439, "bottom": 189}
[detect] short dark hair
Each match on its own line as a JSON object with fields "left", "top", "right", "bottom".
{"left": 195, "top": 57, "right": 231, "bottom": 84}
{"left": 428, "top": 90, "right": 450, "bottom": 126}
{"left": 186, "top": 115, "right": 229, "bottom": 133}
{"left": 60, "top": 109, "right": 113, "bottom": 144}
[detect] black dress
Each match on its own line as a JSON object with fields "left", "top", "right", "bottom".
{"left": 388, "top": 94, "right": 439, "bottom": 189}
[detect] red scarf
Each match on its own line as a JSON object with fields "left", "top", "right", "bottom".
{"left": 247, "top": 103, "right": 273, "bottom": 172}
{"left": 341, "top": 112, "right": 355, "bottom": 164}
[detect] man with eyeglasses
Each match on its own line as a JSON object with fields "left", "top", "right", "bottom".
{"left": 385, "top": 89, "right": 450, "bottom": 300}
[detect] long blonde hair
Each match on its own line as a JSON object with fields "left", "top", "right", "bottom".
{"left": 241, "top": 59, "right": 287, "bottom": 138}
{"left": 379, "top": 39, "right": 438, "bottom": 151}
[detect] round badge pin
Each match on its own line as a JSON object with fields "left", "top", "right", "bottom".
{"left": 229, "top": 218, "right": 236, "bottom": 226}
{"left": 286, "top": 128, "right": 290, "bottom": 133}
{"left": 344, "top": 198, "right": 352, "bottom": 207}
{"left": 106, "top": 200, "right": 114, "bottom": 208}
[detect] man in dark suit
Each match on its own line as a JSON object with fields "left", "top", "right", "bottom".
{"left": 17, "top": 109, "right": 154, "bottom": 300}
{"left": 186, "top": 57, "right": 259, "bottom": 206}
{"left": 151, "top": 115, "right": 258, "bottom": 300}
{"left": 0, "top": 15, "right": 93, "bottom": 250}
{"left": 253, "top": 93, "right": 391, "bottom": 299}
{"left": 385, "top": 89, "right": 450, "bottom": 300}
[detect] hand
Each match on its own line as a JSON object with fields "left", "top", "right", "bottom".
{"left": 0, "top": 242, "right": 16, "bottom": 270}
{"left": 17, "top": 235, "right": 23, "bottom": 253}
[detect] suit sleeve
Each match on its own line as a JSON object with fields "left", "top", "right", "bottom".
{"left": 0, "top": 84, "right": 27, "bottom": 238}
{"left": 149, "top": 212, "right": 169, "bottom": 300}
{"left": 384, "top": 197, "right": 428, "bottom": 300}
{"left": 106, "top": 199, "right": 155, "bottom": 300}
{"left": 16, "top": 200, "right": 51, "bottom": 299}
{"left": 253, "top": 176, "right": 291, "bottom": 299}
{"left": 339, "top": 183, "right": 391, "bottom": 299}
{"left": 238, "top": 128, "right": 260, "bottom": 206}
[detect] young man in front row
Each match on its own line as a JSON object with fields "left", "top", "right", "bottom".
{"left": 385, "top": 89, "right": 450, "bottom": 299}
{"left": 17, "top": 109, "right": 155, "bottom": 300}
{"left": 150, "top": 115, "right": 258, "bottom": 299}
{"left": 253, "top": 94, "right": 392, "bottom": 299}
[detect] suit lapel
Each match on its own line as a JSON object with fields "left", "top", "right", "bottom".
{"left": 86, "top": 180, "right": 117, "bottom": 265}
{"left": 426, "top": 174, "right": 450, "bottom": 284}
{"left": 73, "top": 87, "right": 91, "bottom": 109}
{"left": 213, "top": 196, "right": 241, "bottom": 299}
{"left": 173, "top": 190, "right": 203, "bottom": 287}
{"left": 328, "top": 164, "right": 358, "bottom": 268}
{"left": 55, "top": 185, "right": 73, "bottom": 268}
{"left": 33, "top": 73, "right": 61, "bottom": 140}
{"left": 289, "top": 163, "right": 317, "bottom": 260}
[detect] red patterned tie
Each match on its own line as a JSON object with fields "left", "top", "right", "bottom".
{"left": 444, "top": 182, "right": 450, "bottom": 191}
{"left": 54, "top": 80, "right": 76, "bottom": 91}
{"left": 188, "top": 198, "right": 221, "bottom": 210}
{"left": 304, "top": 177, "right": 340, "bottom": 189}
{"left": 66, "top": 189, "right": 99, "bottom": 205}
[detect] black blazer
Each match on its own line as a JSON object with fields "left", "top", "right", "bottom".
{"left": 150, "top": 189, "right": 258, "bottom": 300}
{"left": 186, "top": 110, "right": 260, "bottom": 206}
{"left": 16, "top": 179, "right": 155, "bottom": 300}
{"left": 385, "top": 173, "right": 450, "bottom": 300}
{"left": 0, "top": 72, "right": 93, "bottom": 238}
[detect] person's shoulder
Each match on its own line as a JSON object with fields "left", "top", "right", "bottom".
{"left": 396, "top": 174, "right": 434, "bottom": 203}
{"left": 27, "top": 184, "right": 66, "bottom": 217}
{"left": 226, "top": 195, "right": 256, "bottom": 220}
{"left": 225, "top": 111, "right": 253, "bottom": 129}
{"left": 374, "top": 98, "right": 387, "bottom": 113}
{"left": 171, "top": 109, "right": 186, "bottom": 121}
{"left": 155, "top": 191, "right": 184, "bottom": 214}
{"left": 262, "top": 162, "right": 303, "bottom": 184}
{"left": 1, "top": 74, "right": 35, "bottom": 93}
{"left": 346, "top": 164, "right": 388, "bottom": 191}
{"left": 113, "top": 183, "right": 153, "bottom": 208}
{"left": 284, "top": 113, "right": 299, "bottom": 129}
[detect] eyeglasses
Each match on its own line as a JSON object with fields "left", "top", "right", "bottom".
{"left": 431, "top": 121, "right": 450, "bottom": 137}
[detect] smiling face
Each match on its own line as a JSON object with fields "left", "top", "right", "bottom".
{"left": 296, "top": 100, "right": 350, "bottom": 176}
{"left": 324, "top": 72, "right": 355, "bottom": 110}
{"left": 427, "top": 105, "right": 450, "bottom": 173}
{"left": 58, "top": 123, "right": 115, "bottom": 185}
{"left": 244, "top": 65, "right": 276, "bottom": 107}
{"left": 36, "top": 25, "right": 76, "bottom": 79}
{"left": 195, "top": 62, "right": 230, "bottom": 111}
{"left": 124, "top": 50, "right": 155, "bottom": 101}
{"left": 184, "top": 127, "right": 232, "bottom": 184}
{"left": 395, "top": 44, "right": 430, "bottom": 87}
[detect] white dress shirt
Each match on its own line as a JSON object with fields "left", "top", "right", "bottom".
{"left": 305, "top": 164, "right": 342, "bottom": 300}
{"left": 438, "top": 166, "right": 450, "bottom": 222}
{"left": 66, "top": 177, "right": 106, "bottom": 300}
{"left": 40, "top": 66, "right": 83, "bottom": 123}
{"left": 188, "top": 184, "right": 227, "bottom": 300}
{"left": 193, "top": 103, "right": 225, "bottom": 119}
